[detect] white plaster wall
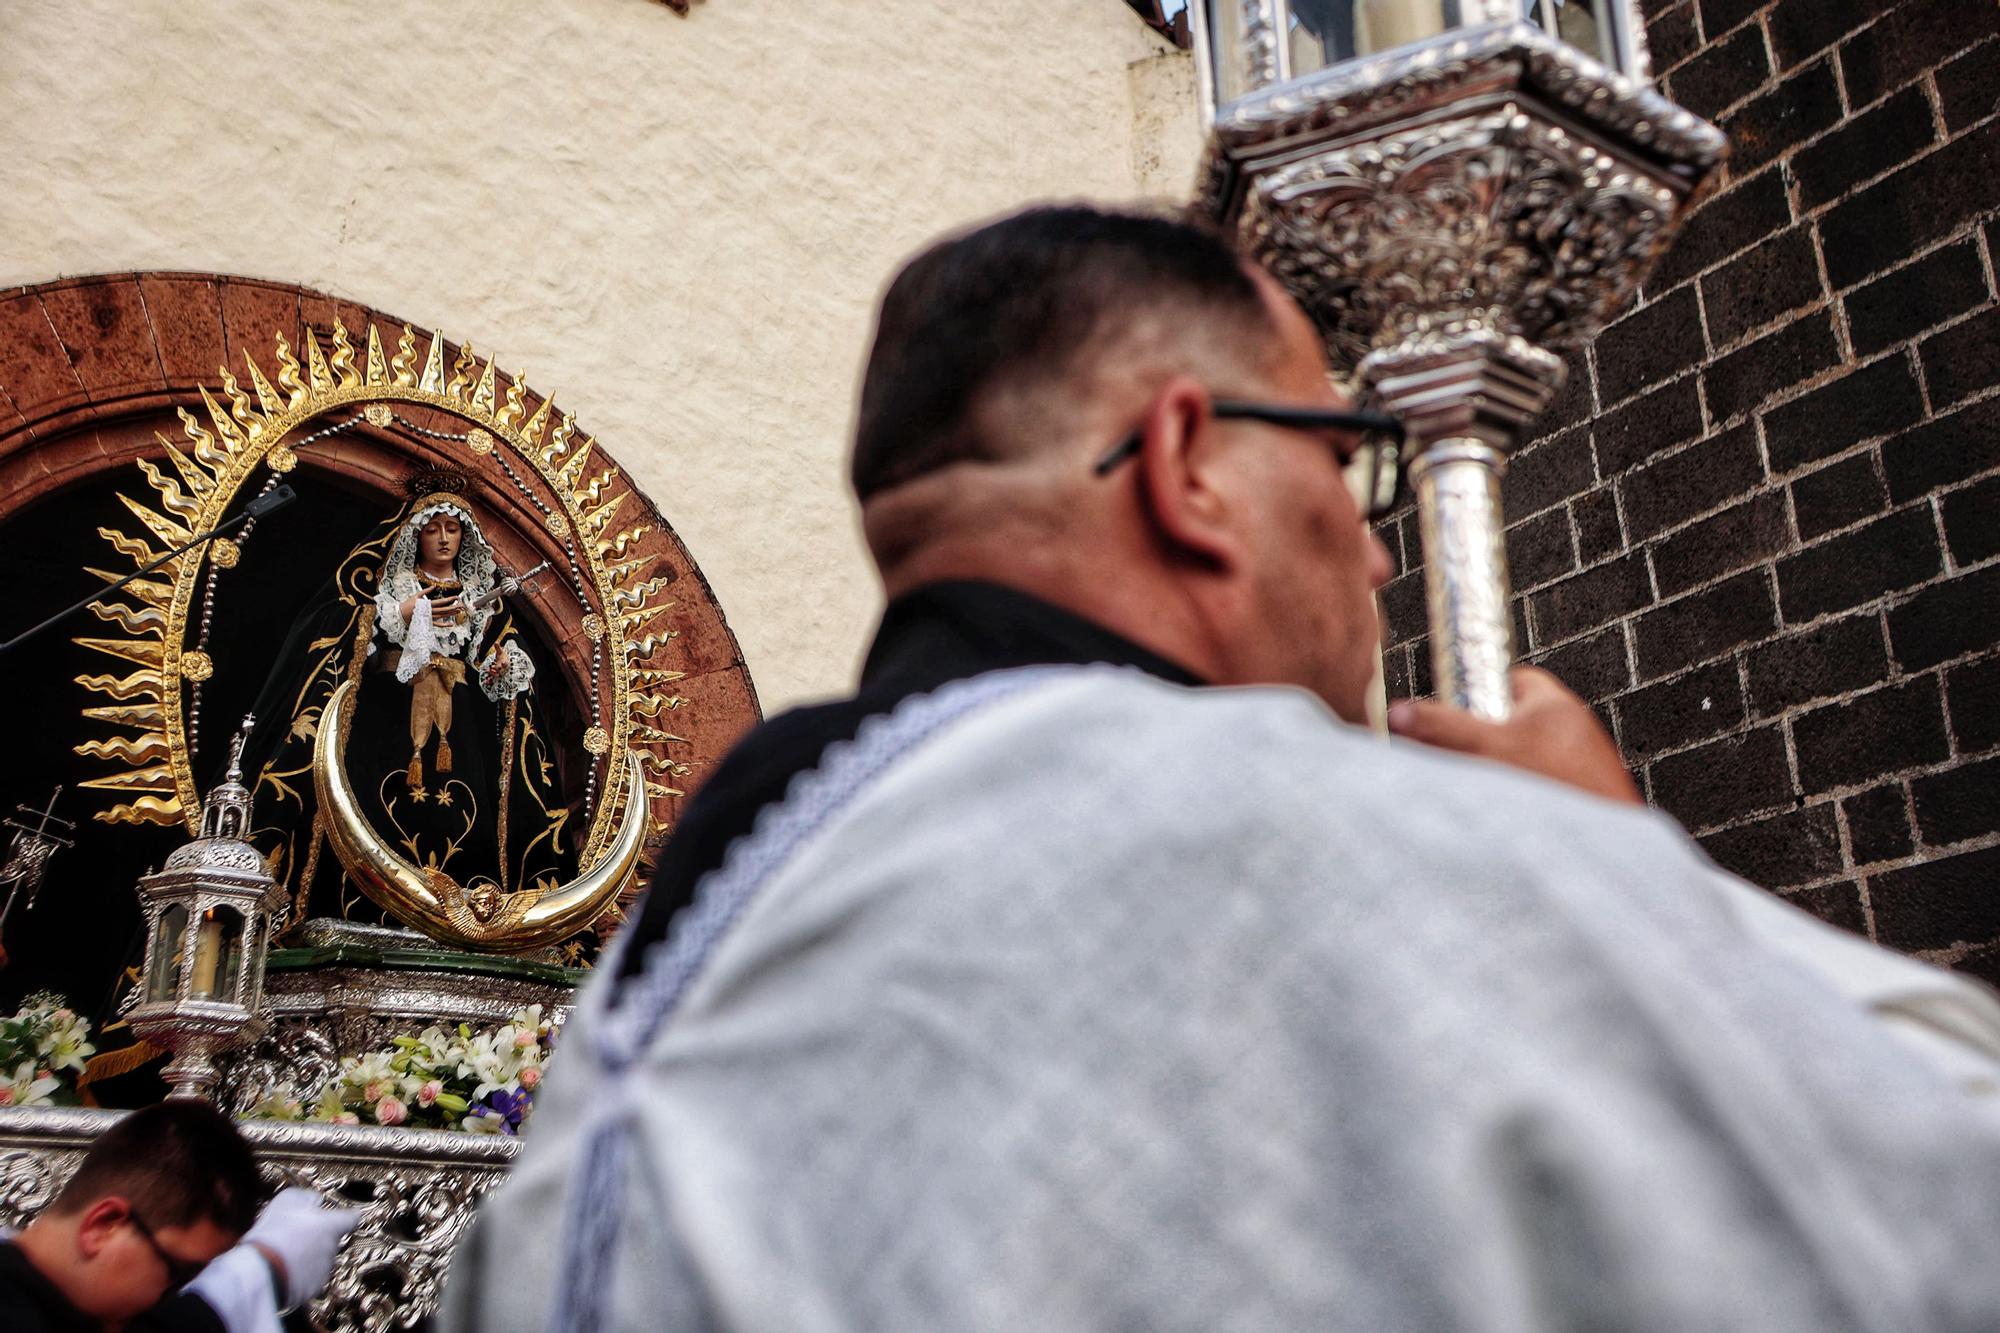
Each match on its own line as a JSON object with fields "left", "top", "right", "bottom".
{"left": 0, "top": 0, "right": 1199, "bottom": 710}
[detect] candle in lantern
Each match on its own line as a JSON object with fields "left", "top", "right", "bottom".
{"left": 1359, "top": 0, "right": 1450, "bottom": 53}
{"left": 191, "top": 909, "right": 221, "bottom": 996}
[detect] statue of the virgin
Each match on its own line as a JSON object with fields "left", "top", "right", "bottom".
{"left": 240, "top": 473, "right": 574, "bottom": 932}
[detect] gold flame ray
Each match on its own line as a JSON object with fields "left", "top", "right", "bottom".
{"left": 75, "top": 317, "right": 687, "bottom": 931}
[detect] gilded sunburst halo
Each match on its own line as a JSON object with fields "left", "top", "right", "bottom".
{"left": 73, "top": 318, "right": 688, "bottom": 880}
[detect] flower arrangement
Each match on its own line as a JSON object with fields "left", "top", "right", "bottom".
{"left": 0, "top": 992, "right": 95, "bottom": 1109}
{"left": 253, "top": 1005, "right": 553, "bottom": 1135}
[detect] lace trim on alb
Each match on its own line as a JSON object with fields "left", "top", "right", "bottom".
{"left": 549, "top": 665, "right": 1084, "bottom": 1332}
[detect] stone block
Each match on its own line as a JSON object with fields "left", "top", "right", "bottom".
{"left": 1793, "top": 86, "right": 1939, "bottom": 213}
{"left": 1700, "top": 227, "right": 1825, "bottom": 347}
{"left": 1527, "top": 553, "right": 1652, "bottom": 648}
{"left": 1745, "top": 611, "right": 1891, "bottom": 717}
{"left": 1912, "top": 755, "right": 2000, "bottom": 847}
{"left": 1776, "top": 504, "right": 1940, "bottom": 623}
{"left": 1651, "top": 490, "right": 1790, "bottom": 597}
{"left": 1621, "top": 423, "right": 1763, "bottom": 540}
{"left": 1844, "top": 240, "right": 1987, "bottom": 357}
{"left": 1618, "top": 659, "right": 1747, "bottom": 758}
{"left": 1889, "top": 564, "right": 2000, "bottom": 670}
{"left": 1761, "top": 353, "right": 1924, "bottom": 473}
{"left": 1649, "top": 724, "right": 1795, "bottom": 830}
{"left": 1793, "top": 676, "right": 1950, "bottom": 793}
{"left": 1704, "top": 314, "right": 1841, "bottom": 424}
{"left": 1870, "top": 843, "right": 2000, "bottom": 951}
{"left": 1843, "top": 782, "right": 1915, "bottom": 864}
{"left": 1790, "top": 452, "right": 1888, "bottom": 541}
{"left": 1699, "top": 802, "right": 1844, "bottom": 888}
{"left": 1634, "top": 569, "right": 1777, "bottom": 679}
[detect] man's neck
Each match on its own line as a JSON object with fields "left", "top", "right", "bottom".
{"left": 10, "top": 1219, "right": 90, "bottom": 1318}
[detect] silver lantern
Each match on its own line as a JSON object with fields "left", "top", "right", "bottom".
{"left": 1190, "top": 0, "right": 1726, "bottom": 716}
{"left": 129, "top": 717, "right": 283, "bottom": 1101}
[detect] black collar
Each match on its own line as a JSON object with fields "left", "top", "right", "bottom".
{"left": 857, "top": 580, "right": 1201, "bottom": 698}
{"left": 612, "top": 581, "right": 1200, "bottom": 984}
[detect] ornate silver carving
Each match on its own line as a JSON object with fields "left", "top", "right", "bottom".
{"left": 1197, "top": 24, "right": 1724, "bottom": 220}
{"left": 1243, "top": 108, "right": 1672, "bottom": 371}
{"left": 163, "top": 840, "right": 268, "bottom": 873}
{"left": 218, "top": 952, "right": 576, "bottom": 1111}
{"left": 0, "top": 1147, "right": 61, "bottom": 1218}
{"left": 1195, "top": 17, "right": 1723, "bottom": 715}
{"left": 0, "top": 1106, "right": 519, "bottom": 1330}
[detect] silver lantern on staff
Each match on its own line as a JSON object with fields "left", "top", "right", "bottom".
{"left": 128, "top": 717, "right": 284, "bottom": 1101}
{"left": 1189, "top": 0, "right": 1726, "bottom": 717}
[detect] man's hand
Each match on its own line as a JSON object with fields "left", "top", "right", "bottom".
{"left": 242, "top": 1186, "right": 362, "bottom": 1310}
{"left": 1386, "top": 666, "right": 1641, "bottom": 805}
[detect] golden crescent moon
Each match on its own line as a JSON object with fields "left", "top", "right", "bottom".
{"left": 312, "top": 680, "right": 646, "bottom": 950}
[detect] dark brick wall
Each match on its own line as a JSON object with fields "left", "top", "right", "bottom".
{"left": 1379, "top": 0, "right": 2000, "bottom": 982}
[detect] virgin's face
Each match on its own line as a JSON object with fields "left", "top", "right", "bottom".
{"left": 420, "top": 515, "right": 462, "bottom": 570}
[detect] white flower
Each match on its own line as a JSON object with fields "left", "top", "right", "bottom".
{"left": 6, "top": 1061, "right": 56, "bottom": 1109}
{"left": 25, "top": 1003, "right": 93, "bottom": 1075}
{"left": 344, "top": 1051, "right": 396, "bottom": 1093}
{"left": 456, "top": 1028, "right": 529, "bottom": 1102}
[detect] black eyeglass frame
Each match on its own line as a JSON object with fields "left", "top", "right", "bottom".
{"left": 128, "top": 1206, "right": 209, "bottom": 1289}
{"left": 1091, "top": 399, "right": 1408, "bottom": 519}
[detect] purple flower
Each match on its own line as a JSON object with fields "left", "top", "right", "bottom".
{"left": 480, "top": 1087, "right": 533, "bottom": 1135}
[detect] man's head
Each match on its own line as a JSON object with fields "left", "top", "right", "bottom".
{"left": 15, "top": 1101, "right": 263, "bottom": 1322}
{"left": 853, "top": 204, "right": 1392, "bottom": 722}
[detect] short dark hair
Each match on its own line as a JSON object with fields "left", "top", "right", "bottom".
{"left": 851, "top": 204, "right": 1272, "bottom": 500}
{"left": 49, "top": 1102, "right": 265, "bottom": 1235}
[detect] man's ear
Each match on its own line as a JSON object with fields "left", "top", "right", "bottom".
{"left": 1132, "top": 376, "right": 1245, "bottom": 572}
{"left": 75, "top": 1196, "right": 130, "bottom": 1259}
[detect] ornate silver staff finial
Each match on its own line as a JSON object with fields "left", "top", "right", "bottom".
{"left": 226, "top": 714, "right": 255, "bottom": 784}
{"left": 0, "top": 786, "right": 76, "bottom": 940}
{"left": 1190, "top": 2, "right": 1726, "bottom": 717}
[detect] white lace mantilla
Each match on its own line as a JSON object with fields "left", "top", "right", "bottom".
{"left": 372, "top": 500, "right": 535, "bottom": 701}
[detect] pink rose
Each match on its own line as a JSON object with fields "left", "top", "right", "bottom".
{"left": 33, "top": 1070, "right": 51, "bottom": 1081}
{"left": 514, "top": 1031, "right": 536, "bottom": 1050}
{"left": 417, "top": 1080, "right": 442, "bottom": 1107}
{"left": 0, "top": 1087, "right": 14, "bottom": 1106}
{"left": 363, "top": 1081, "right": 385, "bottom": 1102}
{"left": 375, "top": 1096, "right": 407, "bottom": 1126}
{"left": 518, "top": 1066, "right": 541, "bottom": 1090}
{"left": 335, "top": 1112, "right": 361, "bottom": 1126}
{"left": 53, "top": 1008, "right": 73, "bottom": 1023}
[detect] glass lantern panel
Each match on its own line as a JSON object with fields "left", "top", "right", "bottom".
{"left": 1206, "top": 0, "right": 1251, "bottom": 105}
{"left": 146, "top": 905, "right": 188, "bottom": 1003}
{"left": 1522, "top": 0, "right": 1622, "bottom": 69}
{"left": 1288, "top": 0, "right": 1472, "bottom": 80}
{"left": 188, "top": 907, "right": 244, "bottom": 1001}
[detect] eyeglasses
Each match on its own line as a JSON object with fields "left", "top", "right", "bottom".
{"left": 128, "top": 1207, "right": 208, "bottom": 1289}
{"left": 1092, "top": 399, "right": 1407, "bottom": 520}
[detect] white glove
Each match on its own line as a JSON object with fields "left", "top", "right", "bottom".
{"left": 185, "top": 1246, "right": 283, "bottom": 1333}
{"left": 241, "top": 1185, "right": 363, "bottom": 1309}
